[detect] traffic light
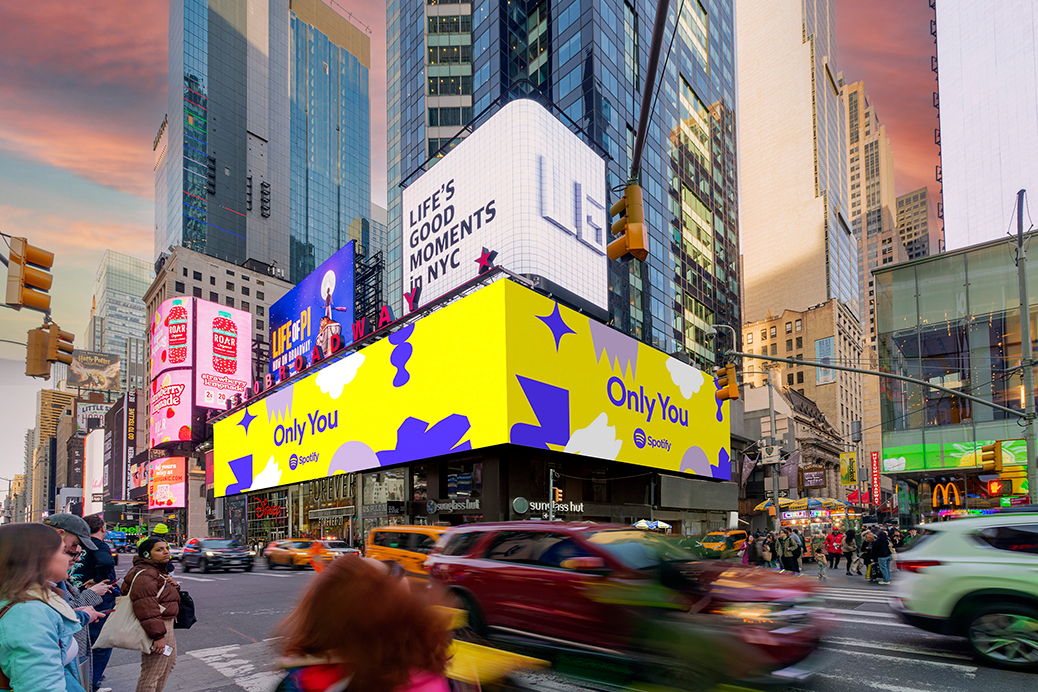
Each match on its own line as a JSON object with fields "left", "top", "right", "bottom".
{"left": 980, "top": 441, "right": 1003, "bottom": 473}
{"left": 24, "top": 327, "right": 49, "bottom": 379}
{"left": 714, "top": 364, "right": 739, "bottom": 401}
{"left": 553, "top": 487, "right": 563, "bottom": 503}
{"left": 45, "top": 323, "right": 74, "bottom": 365}
{"left": 5, "top": 237, "right": 55, "bottom": 312}
{"left": 987, "top": 479, "right": 1009, "bottom": 497}
{"left": 607, "top": 184, "right": 648, "bottom": 262}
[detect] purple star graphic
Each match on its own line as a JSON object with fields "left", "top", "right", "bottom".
{"left": 537, "top": 303, "right": 576, "bottom": 352}
{"left": 238, "top": 408, "right": 257, "bottom": 435}
{"left": 475, "top": 247, "right": 498, "bottom": 274}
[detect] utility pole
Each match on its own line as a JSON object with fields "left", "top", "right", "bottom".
{"left": 1016, "top": 189, "right": 1037, "bottom": 504}
{"left": 767, "top": 369, "right": 782, "bottom": 532}
{"left": 548, "top": 468, "right": 556, "bottom": 522}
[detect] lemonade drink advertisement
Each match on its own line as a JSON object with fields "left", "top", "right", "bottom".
{"left": 151, "top": 297, "right": 195, "bottom": 378}
{"left": 195, "top": 301, "right": 252, "bottom": 409}
{"left": 149, "top": 457, "right": 186, "bottom": 510}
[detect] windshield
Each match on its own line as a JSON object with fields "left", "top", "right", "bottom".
{"left": 703, "top": 533, "right": 725, "bottom": 542}
{"left": 294, "top": 541, "right": 313, "bottom": 549}
{"left": 323, "top": 542, "right": 350, "bottom": 549}
{"left": 202, "top": 539, "right": 241, "bottom": 549}
{"left": 586, "top": 530, "right": 698, "bottom": 570}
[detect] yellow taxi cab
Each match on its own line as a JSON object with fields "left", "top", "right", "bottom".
{"left": 365, "top": 525, "right": 448, "bottom": 577}
{"left": 265, "top": 538, "right": 317, "bottom": 569}
{"left": 698, "top": 529, "right": 749, "bottom": 557}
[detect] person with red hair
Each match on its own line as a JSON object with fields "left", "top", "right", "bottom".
{"left": 275, "top": 556, "right": 452, "bottom": 692}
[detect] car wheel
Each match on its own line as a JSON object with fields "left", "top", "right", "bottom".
{"left": 267, "top": 557, "right": 275, "bottom": 569}
{"left": 201, "top": 559, "right": 211, "bottom": 574}
{"left": 966, "top": 603, "right": 1038, "bottom": 671}
{"left": 294, "top": 560, "right": 304, "bottom": 570}
{"left": 182, "top": 560, "right": 192, "bottom": 573}
{"left": 245, "top": 564, "right": 253, "bottom": 572}
{"left": 452, "top": 590, "right": 485, "bottom": 638}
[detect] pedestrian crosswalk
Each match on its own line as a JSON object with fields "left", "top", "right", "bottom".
{"left": 817, "top": 584, "right": 893, "bottom": 605}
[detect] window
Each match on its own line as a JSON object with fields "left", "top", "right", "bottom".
{"left": 760, "top": 330, "right": 766, "bottom": 341}
{"left": 787, "top": 373, "right": 794, "bottom": 386}
{"left": 192, "top": 286, "right": 202, "bottom": 298}
{"left": 242, "top": 275, "right": 249, "bottom": 282}
{"left": 796, "top": 354, "right": 803, "bottom": 361}
{"left": 226, "top": 269, "right": 235, "bottom": 276}
{"left": 770, "top": 326, "right": 777, "bottom": 338}
{"left": 257, "top": 320, "right": 264, "bottom": 331}
{"left": 225, "top": 296, "right": 234, "bottom": 307}
{"left": 786, "top": 339, "right": 793, "bottom": 352}
{"left": 974, "top": 525, "right": 1038, "bottom": 554}
{"left": 785, "top": 322, "right": 792, "bottom": 334}
{"left": 210, "top": 292, "right": 219, "bottom": 302}
{"left": 174, "top": 281, "right": 185, "bottom": 293}
{"left": 795, "top": 319, "right": 802, "bottom": 332}
{"left": 256, "top": 306, "right": 264, "bottom": 316}
{"left": 226, "top": 282, "right": 234, "bottom": 291}
{"left": 484, "top": 531, "right": 593, "bottom": 568}
{"left": 746, "top": 348, "right": 753, "bottom": 355}
{"left": 770, "top": 344, "right": 777, "bottom": 356}
{"left": 796, "top": 336, "right": 803, "bottom": 349}
{"left": 210, "top": 276, "right": 216, "bottom": 285}
{"left": 241, "top": 301, "right": 250, "bottom": 311}
{"left": 746, "top": 333, "right": 753, "bottom": 344}
{"left": 182, "top": 267, "right": 187, "bottom": 277}
{"left": 242, "top": 286, "right": 250, "bottom": 296}
{"left": 256, "top": 291, "right": 264, "bottom": 301}
{"left": 193, "top": 271, "right": 202, "bottom": 281}
{"left": 441, "top": 531, "right": 480, "bottom": 557}
{"left": 797, "top": 371, "right": 804, "bottom": 384}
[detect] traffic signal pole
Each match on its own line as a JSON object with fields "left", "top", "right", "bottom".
{"left": 1015, "top": 190, "right": 1037, "bottom": 504}
{"left": 628, "top": 0, "right": 671, "bottom": 182}
{"left": 767, "top": 370, "right": 781, "bottom": 532}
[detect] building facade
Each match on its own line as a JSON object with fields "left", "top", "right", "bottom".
{"left": 896, "top": 187, "right": 943, "bottom": 260}
{"left": 875, "top": 231, "right": 1037, "bottom": 522}
{"left": 935, "top": 0, "right": 1037, "bottom": 249}
{"left": 736, "top": 0, "right": 856, "bottom": 324}
{"left": 741, "top": 300, "right": 865, "bottom": 466}
{"left": 86, "top": 250, "right": 155, "bottom": 394}
{"left": 387, "top": 0, "right": 742, "bottom": 368}
{"left": 155, "top": 0, "right": 373, "bottom": 283}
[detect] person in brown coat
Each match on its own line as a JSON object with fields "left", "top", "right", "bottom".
{"left": 121, "top": 538, "right": 181, "bottom": 692}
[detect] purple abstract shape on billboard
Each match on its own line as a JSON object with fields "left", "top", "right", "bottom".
{"left": 388, "top": 323, "right": 415, "bottom": 387}
{"left": 329, "top": 440, "right": 380, "bottom": 474}
{"left": 510, "top": 376, "right": 570, "bottom": 449}
{"left": 377, "top": 415, "right": 473, "bottom": 466}
{"left": 266, "top": 386, "right": 293, "bottom": 424}
{"left": 588, "top": 318, "right": 638, "bottom": 377}
{"left": 537, "top": 303, "right": 575, "bottom": 352}
{"left": 225, "top": 454, "right": 253, "bottom": 496}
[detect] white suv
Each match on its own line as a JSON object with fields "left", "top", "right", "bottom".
{"left": 890, "top": 511, "right": 1038, "bottom": 671}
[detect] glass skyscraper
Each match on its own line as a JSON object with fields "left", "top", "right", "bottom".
{"left": 87, "top": 251, "right": 155, "bottom": 393}
{"left": 387, "top": 0, "right": 741, "bottom": 367}
{"left": 155, "top": 0, "right": 374, "bottom": 285}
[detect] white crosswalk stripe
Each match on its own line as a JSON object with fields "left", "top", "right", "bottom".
{"left": 818, "top": 586, "right": 892, "bottom": 604}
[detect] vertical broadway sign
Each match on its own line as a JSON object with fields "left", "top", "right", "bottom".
{"left": 871, "top": 451, "right": 881, "bottom": 506}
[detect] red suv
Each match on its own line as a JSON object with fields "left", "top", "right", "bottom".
{"left": 425, "top": 522, "right": 825, "bottom": 685}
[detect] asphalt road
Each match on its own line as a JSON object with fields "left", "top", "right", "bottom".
{"left": 97, "top": 559, "right": 1035, "bottom": 692}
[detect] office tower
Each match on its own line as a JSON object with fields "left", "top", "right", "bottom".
{"left": 897, "top": 187, "right": 944, "bottom": 260}
{"left": 86, "top": 250, "right": 155, "bottom": 393}
{"left": 840, "top": 78, "right": 903, "bottom": 347}
{"left": 935, "top": 1, "right": 1038, "bottom": 249}
{"left": 33, "top": 391, "right": 74, "bottom": 520}
{"left": 154, "top": 0, "right": 372, "bottom": 284}
{"left": 737, "top": 0, "right": 857, "bottom": 324}
{"left": 388, "top": 0, "right": 741, "bottom": 366}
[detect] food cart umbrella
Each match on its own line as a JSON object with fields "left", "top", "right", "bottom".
{"left": 753, "top": 497, "right": 794, "bottom": 511}
{"left": 632, "top": 519, "right": 654, "bottom": 529}
{"left": 821, "top": 498, "right": 851, "bottom": 508}
{"left": 787, "top": 497, "right": 829, "bottom": 511}
{"left": 651, "top": 520, "right": 672, "bottom": 530}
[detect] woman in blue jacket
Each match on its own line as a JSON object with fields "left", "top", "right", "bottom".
{"left": 0, "top": 523, "right": 101, "bottom": 692}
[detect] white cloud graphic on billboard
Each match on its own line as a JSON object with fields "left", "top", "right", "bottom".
{"left": 250, "top": 456, "right": 282, "bottom": 491}
{"left": 315, "top": 352, "right": 365, "bottom": 399}
{"left": 665, "top": 358, "right": 705, "bottom": 398}
{"left": 564, "top": 412, "right": 622, "bottom": 459}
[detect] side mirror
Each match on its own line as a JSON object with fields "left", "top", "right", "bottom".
{"left": 560, "top": 556, "right": 609, "bottom": 573}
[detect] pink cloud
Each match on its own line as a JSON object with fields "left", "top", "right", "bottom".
{"left": 836, "top": 0, "right": 942, "bottom": 205}
{"left": 0, "top": 205, "right": 151, "bottom": 262}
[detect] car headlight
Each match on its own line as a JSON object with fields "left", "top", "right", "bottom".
{"left": 708, "top": 602, "right": 784, "bottom": 623}
{"left": 205, "top": 551, "right": 215, "bottom": 557}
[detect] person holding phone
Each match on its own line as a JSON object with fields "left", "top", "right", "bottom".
{"left": 122, "top": 538, "right": 181, "bottom": 692}
{"left": 76, "top": 514, "right": 119, "bottom": 690}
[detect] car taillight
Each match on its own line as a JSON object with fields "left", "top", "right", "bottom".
{"left": 897, "top": 560, "right": 941, "bottom": 573}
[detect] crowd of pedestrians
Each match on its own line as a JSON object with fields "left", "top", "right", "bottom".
{"left": 741, "top": 522, "right": 912, "bottom": 585}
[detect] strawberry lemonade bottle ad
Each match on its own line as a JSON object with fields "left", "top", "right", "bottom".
{"left": 167, "top": 299, "right": 188, "bottom": 363}
{"left": 213, "top": 311, "right": 238, "bottom": 374}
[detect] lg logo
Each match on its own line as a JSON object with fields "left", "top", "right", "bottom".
{"left": 634, "top": 428, "right": 647, "bottom": 449}
{"left": 538, "top": 155, "right": 606, "bottom": 256}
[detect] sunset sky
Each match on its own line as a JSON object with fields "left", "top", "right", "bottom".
{"left": 0, "top": 0, "right": 940, "bottom": 481}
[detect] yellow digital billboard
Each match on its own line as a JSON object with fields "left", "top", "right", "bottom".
{"left": 214, "top": 280, "right": 731, "bottom": 497}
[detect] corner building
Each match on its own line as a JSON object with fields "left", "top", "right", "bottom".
{"left": 387, "top": 0, "right": 741, "bottom": 367}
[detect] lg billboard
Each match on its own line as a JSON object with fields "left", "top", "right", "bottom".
{"left": 401, "top": 99, "right": 608, "bottom": 314}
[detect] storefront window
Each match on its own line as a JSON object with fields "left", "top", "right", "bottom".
{"left": 247, "top": 489, "right": 288, "bottom": 546}
{"left": 413, "top": 465, "right": 428, "bottom": 501}
{"left": 446, "top": 460, "right": 482, "bottom": 498}
{"left": 361, "top": 471, "right": 407, "bottom": 541}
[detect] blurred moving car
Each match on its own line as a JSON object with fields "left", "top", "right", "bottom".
{"left": 266, "top": 539, "right": 317, "bottom": 569}
{"left": 181, "top": 538, "right": 254, "bottom": 573}
{"left": 425, "top": 522, "right": 823, "bottom": 687}
{"left": 105, "top": 540, "right": 119, "bottom": 566}
{"left": 695, "top": 530, "right": 749, "bottom": 558}
{"left": 891, "top": 511, "right": 1038, "bottom": 671}
{"left": 317, "top": 540, "right": 361, "bottom": 560}
{"left": 167, "top": 545, "right": 183, "bottom": 562}
{"left": 366, "top": 525, "right": 448, "bottom": 577}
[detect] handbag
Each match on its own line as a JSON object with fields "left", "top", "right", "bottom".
{"left": 94, "top": 569, "right": 165, "bottom": 653}
{"left": 762, "top": 548, "right": 773, "bottom": 562}
{"left": 175, "top": 589, "right": 196, "bottom": 629}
